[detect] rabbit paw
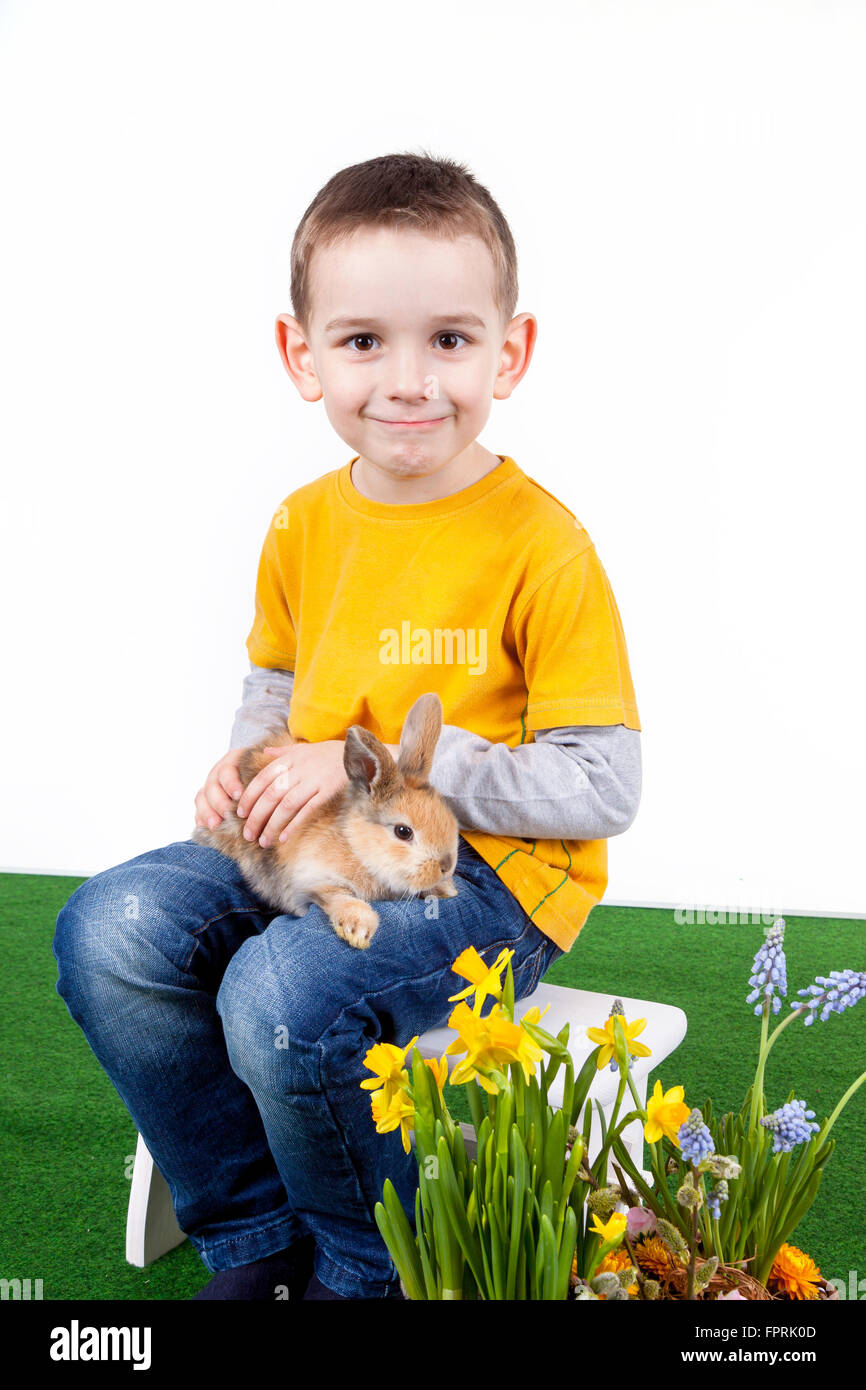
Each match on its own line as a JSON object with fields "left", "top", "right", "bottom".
{"left": 332, "top": 900, "right": 380, "bottom": 950}
{"left": 430, "top": 876, "right": 458, "bottom": 899}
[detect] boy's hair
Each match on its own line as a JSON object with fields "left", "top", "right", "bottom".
{"left": 290, "top": 150, "right": 518, "bottom": 338}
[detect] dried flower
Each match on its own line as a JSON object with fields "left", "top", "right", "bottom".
{"left": 767, "top": 1243, "right": 824, "bottom": 1300}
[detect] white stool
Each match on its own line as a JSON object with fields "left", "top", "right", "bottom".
{"left": 126, "top": 983, "right": 687, "bottom": 1266}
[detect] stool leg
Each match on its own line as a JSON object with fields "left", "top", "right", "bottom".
{"left": 126, "top": 1132, "right": 187, "bottom": 1267}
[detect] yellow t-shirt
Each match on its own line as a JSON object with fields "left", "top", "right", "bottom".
{"left": 245, "top": 454, "right": 641, "bottom": 953}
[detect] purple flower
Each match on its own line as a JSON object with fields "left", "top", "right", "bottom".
{"left": 678, "top": 1109, "right": 715, "bottom": 1166}
{"left": 626, "top": 1206, "right": 657, "bottom": 1239}
{"left": 792, "top": 969, "right": 866, "bottom": 1026}
{"left": 718, "top": 1289, "right": 746, "bottom": 1300}
{"left": 746, "top": 919, "right": 787, "bottom": 1016}
{"left": 760, "top": 1099, "right": 820, "bottom": 1153}
{"left": 706, "top": 1179, "right": 729, "bottom": 1220}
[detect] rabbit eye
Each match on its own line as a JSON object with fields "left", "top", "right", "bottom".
{"left": 393, "top": 824, "right": 414, "bottom": 841}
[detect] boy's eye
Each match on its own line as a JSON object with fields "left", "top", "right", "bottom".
{"left": 435, "top": 332, "right": 467, "bottom": 350}
{"left": 341, "top": 332, "right": 468, "bottom": 352}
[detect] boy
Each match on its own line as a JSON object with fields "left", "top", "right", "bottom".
{"left": 53, "top": 151, "right": 642, "bottom": 1301}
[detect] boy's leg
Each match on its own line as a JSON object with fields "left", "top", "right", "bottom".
{"left": 52, "top": 839, "right": 307, "bottom": 1273}
{"left": 216, "top": 834, "right": 562, "bottom": 1299}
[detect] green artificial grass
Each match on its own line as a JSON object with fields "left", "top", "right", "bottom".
{"left": 1, "top": 872, "right": 863, "bottom": 1300}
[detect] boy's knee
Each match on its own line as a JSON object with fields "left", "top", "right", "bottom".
{"left": 52, "top": 866, "right": 170, "bottom": 1011}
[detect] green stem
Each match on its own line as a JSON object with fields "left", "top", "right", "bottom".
{"left": 821, "top": 1068, "right": 866, "bottom": 1140}
{"left": 748, "top": 1000, "right": 771, "bottom": 1133}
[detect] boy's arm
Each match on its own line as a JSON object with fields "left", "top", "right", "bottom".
{"left": 234, "top": 664, "right": 640, "bottom": 839}
{"left": 228, "top": 664, "right": 295, "bottom": 749}
{"left": 424, "top": 721, "right": 641, "bottom": 839}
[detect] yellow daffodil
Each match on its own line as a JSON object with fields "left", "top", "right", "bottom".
{"left": 360, "top": 1035, "right": 419, "bottom": 1104}
{"left": 423, "top": 1054, "right": 449, "bottom": 1092}
{"left": 521, "top": 1003, "right": 552, "bottom": 1028}
{"left": 585, "top": 1014, "right": 652, "bottom": 1071}
{"left": 444, "top": 1001, "right": 543, "bottom": 1092}
{"left": 447, "top": 946, "right": 515, "bottom": 1015}
{"left": 370, "top": 1086, "right": 416, "bottom": 1154}
{"left": 589, "top": 1210, "right": 627, "bottom": 1246}
{"left": 644, "top": 1080, "right": 691, "bottom": 1146}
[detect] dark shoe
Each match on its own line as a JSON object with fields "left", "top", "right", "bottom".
{"left": 193, "top": 1235, "right": 315, "bottom": 1300}
{"left": 303, "top": 1272, "right": 405, "bottom": 1300}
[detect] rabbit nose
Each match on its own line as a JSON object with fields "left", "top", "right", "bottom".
{"left": 440, "top": 853, "right": 456, "bottom": 875}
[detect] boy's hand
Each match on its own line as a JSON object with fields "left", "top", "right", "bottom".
{"left": 194, "top": 748, "right": 247, "bottom": 831}
{"left": 236, "top": 739, "right": 349, "bottom": 847}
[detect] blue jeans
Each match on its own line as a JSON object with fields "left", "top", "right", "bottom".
{"left": 52, "top": 833, "right": 562, "bottom": 1297}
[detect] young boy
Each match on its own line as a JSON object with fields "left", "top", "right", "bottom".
{"left": 52, "top": 152, "right": 642, "bottom": 1301}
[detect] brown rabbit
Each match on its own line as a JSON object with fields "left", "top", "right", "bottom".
{"left": 192, "top": 692, "right": 459, "bottom": 949}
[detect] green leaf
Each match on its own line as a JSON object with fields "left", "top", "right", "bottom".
{"left": 376, "top": 1181, "right": 426, "bottom": 1301}
{"left": 506, "top": 1156, "right": 526, "bottom": 1299}
{"left": 503, "top": 959, "right": 515, "bottom": 1020}
{"left": 557, "top": 1204, "right": 578, "bottom": 1300}
{"left": 571, "top": 1047, "right": 603, "bottom": 1128}
{"left": 543, "top": 1108, "right": 566, "bottom": 1201}
{"left": 540, "top": 1213, "right": 558, "bottom": 1299}
{"left": 415, "top": 1187, "right": 437, "bottom": 1299}
{"left": 435, "top": 1134, "right": 487, "bottom": 1294}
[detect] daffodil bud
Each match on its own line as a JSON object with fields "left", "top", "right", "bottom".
{"left": 612, "top": 1015, "right": 630, "bottom": 1073}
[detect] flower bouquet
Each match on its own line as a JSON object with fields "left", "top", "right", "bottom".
{"left": 362, "top": 922, "right": 864, "bottom": 1299}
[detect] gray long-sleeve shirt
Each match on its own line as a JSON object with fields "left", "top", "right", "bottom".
{"left": 229, "top": 663, "right": 641, "bottom": 842}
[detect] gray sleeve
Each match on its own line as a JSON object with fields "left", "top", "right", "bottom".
{"left": 228, "top": 663, "right": 295, "bottom": 749}
{"left": 428, "top": 723, "right": 642, "bottom": 840}
{"left": 233, "top": 665, "right": 641, "bottom": 839}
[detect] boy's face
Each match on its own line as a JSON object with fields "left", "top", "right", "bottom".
{"left": 276, "top": 226, "right": 534, "bottom": 481}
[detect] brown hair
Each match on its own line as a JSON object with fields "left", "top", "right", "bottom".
{"left": 289, "top": 149, "right": 518, "bottom": 339}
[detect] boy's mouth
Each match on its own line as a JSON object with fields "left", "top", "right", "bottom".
{"left": 373, "top": 417, "right": 447, "bottom": 429}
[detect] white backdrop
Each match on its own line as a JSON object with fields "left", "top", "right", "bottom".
{"left": 2, "top": 0, "right": 864, "bottom": 918}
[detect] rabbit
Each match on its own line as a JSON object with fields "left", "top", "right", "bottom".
{"left": 192, "top": 691, "right": 459, "bottom": 949}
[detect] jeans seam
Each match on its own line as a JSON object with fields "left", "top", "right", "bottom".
{"left": 182, "top": 906, "right": 273, "bottom": 973}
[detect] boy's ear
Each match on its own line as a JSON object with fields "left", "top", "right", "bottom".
{"left": 275, "top": 313, "right": 322, "bottom": 402}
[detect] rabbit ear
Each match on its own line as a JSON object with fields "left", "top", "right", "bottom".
{"left": 396, "top": 693, "right": 443, "bottom": 784}
{"left": 344, "top": 725, "right": 401, "bottom": 803}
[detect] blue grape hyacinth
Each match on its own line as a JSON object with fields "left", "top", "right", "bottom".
{"left": 746, "top": 919, "right": 788, "bottom": 1016}
{"left": 793, "top": 969, "right": 866, "bottom": 1026}
{"left": 706, "top": 1179, "right": 729, "bottom": 1221}
{"left": 678, "top": 1109, "right": 715, "bottom": 1165}
{"left": 760, "top": 1099, "right": 820, "bottom": 1153}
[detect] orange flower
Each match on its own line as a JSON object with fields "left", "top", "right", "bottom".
{"left": 767, "top": 1243, "right": 823, "bottom": 1300}
{"left": 634, "top": 1235, "right": 682, "bottom": 1280}
{"left": 596, "top": 1247, "right": 639, "bottom": 1297}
